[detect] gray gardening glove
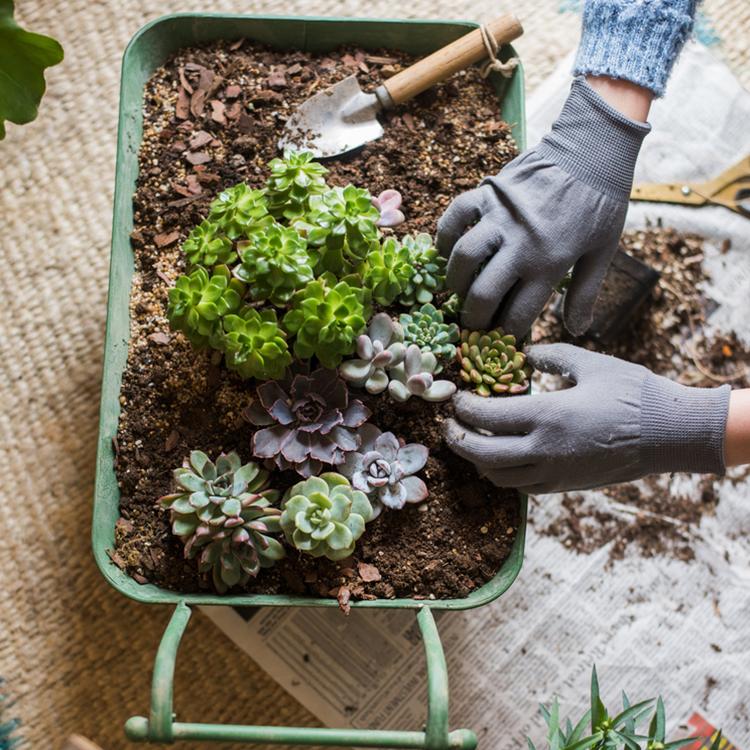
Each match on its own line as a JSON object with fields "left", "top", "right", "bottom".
{"left": 445, "top": 344, "right": 731, "bottom": 494}
{"left": 436, "top": 77, "right": 651, "bottom": 338}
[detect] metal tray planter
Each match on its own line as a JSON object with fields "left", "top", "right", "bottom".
{"left": 93, "top": 13, "right": 527, "bottom": 749}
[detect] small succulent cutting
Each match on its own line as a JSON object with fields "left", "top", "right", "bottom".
{"left": 283, "top": 274, "right": 370, "bottom": 368}
{"left": 341, "top": 424, "right": 428, "bottom": 518}
{"left": 280, "top": 473, "right": 373, "bottom": 560}
{"left": 247, "top": 368, "right": 371, "bottom": 478}
{"left": 182, "top": 219, "right": 234, "bottom": 268}
{"left": 457, "top": 329, "right": 530, "bottom": 397}
{"left": 207, "top": 183, "right": 273, "bottom": 240}
{"left": 388, "top": 344, "right": 457, "bottom": 403}
{"left": 400, "top": 303, "right": 459, "bottom": 371}
{"left": 223, "top": 307, "right": 292, "bottom": 381}
{"left": 160, "top": 451, "right": 285, "bottom": 593}
{"left": 362, "top": 237, "right": 414, "bottom": 306}
{"left": 398, "top": 233, "right": 446, "bottom": 307}
{"left": 167, "top": 265, "right": 244, "bottom": 348}
{"left": 372, "top": 189, "right": 405, "bottom": 227}
{"left": 339, "top": 313, "right": 405, "bottom": 394}
{"left": 233, "top": 223, "right": 314, "bottom": 305}
{"left": 266, "top": 149, "right": 329, "bottom": 221}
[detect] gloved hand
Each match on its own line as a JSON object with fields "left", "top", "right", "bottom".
{"left": 445, "top": 344, "right": 731, "bottom": 494}
{"left": 436, "top": 77, "right": 651, "bottom": 338}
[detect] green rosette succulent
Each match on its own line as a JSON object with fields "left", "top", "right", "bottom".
{"left": 233, "top": 223, "right": 314, "bottom": 305}
{"left": 398, "top": 233, "right": 446, "bottom": 307}
{"left": 181, "top": 219, "right": 234, "bottom": 268}
{"left": 266, "top": 149, "right": 329, "bottom": 221}
{"left": 167, "top": 265, "right": 244, "bottom": 348}
{"left": 160, "top": 450, "right": 285, "bottom": 593}
{"left": 283, "top": 274, "right": 370, "bottom": 368}
{"left": 300, "top": 185, "right": 381, "bottom": 274}
{"left": 457, "top": 329, "right": 531, "bottom": 397}
{"left": 223, "top": 307, "right": 292, "bottom": 381}
{"left": 280, "top": 473, "right": 372, "bottom": 560}
{"left": 400, "top": 303, "right": 459, "bottom": 371}
{"left": 208, "top": 183, "right": 274, "bottom": 240}
{"left": 362, "top": 237, "right": 414, "bottom": 306}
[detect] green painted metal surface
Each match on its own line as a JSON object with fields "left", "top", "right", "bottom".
{"left": 92, "top": 12, "right": 527, "bottom": 746}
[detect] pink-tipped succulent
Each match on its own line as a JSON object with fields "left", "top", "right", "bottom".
{"left": 246, "top": 368, "right": 371, "bottom": 478}
{"left": 340, "top": 424, "right": 429, "bottom": 518}
{"left": 388, "top": 344, "right": 457, "bottom": 403}
{"left": 339, "top": 313, "right": 405, "bottom": 394}
{"left": 372, "top": 189, "right": 405, "bottom": 228}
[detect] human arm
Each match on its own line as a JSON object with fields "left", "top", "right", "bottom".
{"left": 726, "top": 389, "right": 750, "bottom": 467}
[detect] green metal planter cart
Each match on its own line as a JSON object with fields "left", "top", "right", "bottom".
{"left": 93, "top": 13, "right": 527, "bottom": 749}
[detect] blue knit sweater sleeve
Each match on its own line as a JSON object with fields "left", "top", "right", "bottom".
{"left": 573, "top": 0, "right": 697, "bottom": 96}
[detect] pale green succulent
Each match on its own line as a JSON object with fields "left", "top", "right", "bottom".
{"left": 223, "top": 307, "right": 292, "bottom": 381}
{"left": 266, "top": 149, "right": 329, "bottom": 221}
{"left": 399, "top": 303, "right": 459, "bottom": 372}
{"left": 398, "top": 233, "right": 446, "bottom": 307}
{"left": 280, "top": 473, "right": 372, "bottom": 560}
{"left": 182, "top": 219, "right": 234, "bottom": 268}
{"left": 457, "top": 329, "right": 531, "bottom": 397}
{"left": 208, "top": 183, "right": 274, "bottom": 240}
{"left": 362, "top": 237, "right": 414, "bottom": 306}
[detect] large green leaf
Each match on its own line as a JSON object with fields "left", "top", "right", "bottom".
{"left": 0, "top": 0, "right": 63, "bottom": 139}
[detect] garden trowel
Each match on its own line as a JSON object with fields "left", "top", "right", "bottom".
{"left": 279, "top": 14, "right": 523, "bottom": 158}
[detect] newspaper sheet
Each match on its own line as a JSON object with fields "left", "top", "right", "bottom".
{"left": 203, "top": 42, "right": 750, "bottom": 748}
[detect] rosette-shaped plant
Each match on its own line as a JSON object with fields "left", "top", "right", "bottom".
{"left": 341, "top": 424, "right": 428, "bottom": 518}
{"left": 266, "top": 149, "right": 329, "bottom": 221}
{"left": 457, "top": 329, "right": 531, "bottom": 397}
{"left": 233, "top": 223, "right": 314, "bottom": 305}
{"left": 398, "top": 233, "right": 447, "bottom": 307}
{"left": 208, "top": 183, "right": 273, "bottom": 240}
{"left": 339, "top": 313, "right": 405, "bottom": 394}
{"left": 388, "top": 344, "right": 457, "bottom": 403}
{"left": 247, "top": 367, "right": 371, "bottom": 477}
{"left": 182, "top": 219, "right": 234, "bottom": 268}
{"left": 362, "top": 237, "right": 414, "bottom": 306}
{"left": 160, "top": 451, "right": 285, "bottom": 593}
{"left": 283, "top": 274, "right": 370, "bottom": 368}
{"left": 223, "top": 307, "right": 292, "bottom": 381}
{"left": 400, "top": 303, "right": 459, "bottom": 371}
{"left": 167, "top": 265, "right": 244, "bottom": 348}
{"left": 302, "top": 185, "right": 381, "bottom": 273}
{"left": 280, "top": 473, "right": 372, "bottom": 560}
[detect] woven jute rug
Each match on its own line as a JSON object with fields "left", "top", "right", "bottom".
{"left": 0, "top": 1, "right": 746, "bottom": 748}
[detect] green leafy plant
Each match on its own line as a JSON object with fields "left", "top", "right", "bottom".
{"left": 160, "top": 451, "right": 284, "bottom": 593}
{"left": 388, "top": 344, "right": 457, "bottom": 403}
{"left": 167, "top": 265, "right": 244, "bottom": 348}
{"left": 442, "top": 293, "right": 462, "bottom": 318}
{"left": 280, "top": 473, "right": 372, "bottom": 560}
{"left": 528, "top": 667, "right": 709, "bottom": 750}
{"left": 339, "top": 313, "right": 405, "bottom": 394}
{"left": 233, "top": 223, "right": 314, "bottom": 305}
{"left": 207, "top": 183, "right": 273, "bottom": 240}
{"left": 400, "top": 303, "right": 459, "bottom": 371}
{"left": 362, "top": 237, "right": 414, "bottom": 306}
{"left": 0, "top": 0, "right": 63, "bottom": 140}
{"left": 457, "top": 329, "right": 530, "bottom": 397}
{"left": 266, "top": 149, "right": 329, "bottom": 221}
{"left": 398, "top": 233, "right": 446, "bottom": 307}
{"left": 223, "top": 307, "right": 292, "bottom": 381}
{"left": 248, "top": 367, "right": 371, "bottom": 478}
{"left": 182, "top": 218, "right": 234, "bottom": 268}
{"left": 301, "top": 185, "right": 381, "bottom": 274}
{"left": 283, "top": 274, "right": 370, "bottom": 368}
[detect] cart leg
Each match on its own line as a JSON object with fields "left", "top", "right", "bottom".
{"left": 125, "top": 602, "right": 477, "bottom": 749}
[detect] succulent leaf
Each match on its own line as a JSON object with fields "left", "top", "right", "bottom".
{"left": 398, "top": 233, "right": 447, "bottom": 307}
{"left": 457, "top": 329, "right": 531, "bottom": 397}
{"left": 223, "top": 307, "right": 292, "bottom": 381}
{"left": 362, "top": 237, "right": 414, "bottom": 306}
{"left": 182, "top": 219, "right": 235, "bottom": 268}
{"left": 372, "top": 189, "right": 405, "bottom": 227}
{"left": 400, "top": 303, "right": 459, "bottom": 372}
{"left": 207, "top": 183, "right": 273, "bottom": 240}
{"left": 388, "top": 344, "right": 456, "bottom": 403}
{"left": 266, "top": 149, "right": 329, "bottom": 221}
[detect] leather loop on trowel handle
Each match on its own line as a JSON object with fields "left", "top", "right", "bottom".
{"left": 379, "top": 14, "right": 523, "bottom": 107}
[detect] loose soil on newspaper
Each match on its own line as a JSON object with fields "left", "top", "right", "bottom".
{"left": 112, "top": 41, "right": 521, "bottom": 601}
{"left": 532, "top": 227, "right": 750, "bottom": 562}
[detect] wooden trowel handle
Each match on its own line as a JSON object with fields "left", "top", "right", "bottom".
{"left": 377, "top": 14, "right": 523, "bottom": 107}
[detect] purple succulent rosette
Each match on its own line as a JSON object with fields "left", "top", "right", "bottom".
{"left": 341, "top": 423, "right": 429, "bottom": 518}
{"left": 247, "top": 368, "right": 371, "bottom": 478}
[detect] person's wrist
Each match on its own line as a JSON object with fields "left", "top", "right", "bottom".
{"left": 641, "top": 375, "right": 731, "bottom": 475}
{"left": 725, "top": 389, "right": 750, "bottom": 467}
{"left": 585, "top": 76, "right": 652, "bottom": 123}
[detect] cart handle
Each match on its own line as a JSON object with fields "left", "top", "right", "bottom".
{"left": 125, "top": 601, "right": 478, "bottom": 749}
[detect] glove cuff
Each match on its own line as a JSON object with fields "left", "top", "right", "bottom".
{"left": 536, "top": 77, "right": 651, "bottom": 201}
{"left": 641, "top": 374, "right": 731, "bottom": 475}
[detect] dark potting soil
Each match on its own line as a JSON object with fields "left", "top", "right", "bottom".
{"left": 112, "top": 41, "right": 521, "bottom": 601}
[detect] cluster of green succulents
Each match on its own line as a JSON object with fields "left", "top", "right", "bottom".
{"left": 160, "top": 451, "right": 284, "bottom": 592}
{"left": 398, "top": 234, "right": 446, "bottom": 306}
{"left": 400, "top": 303, "right": 459, "bottom": 371}
{"left": 457, "top": 329, "right": 531, "bottom": 397}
